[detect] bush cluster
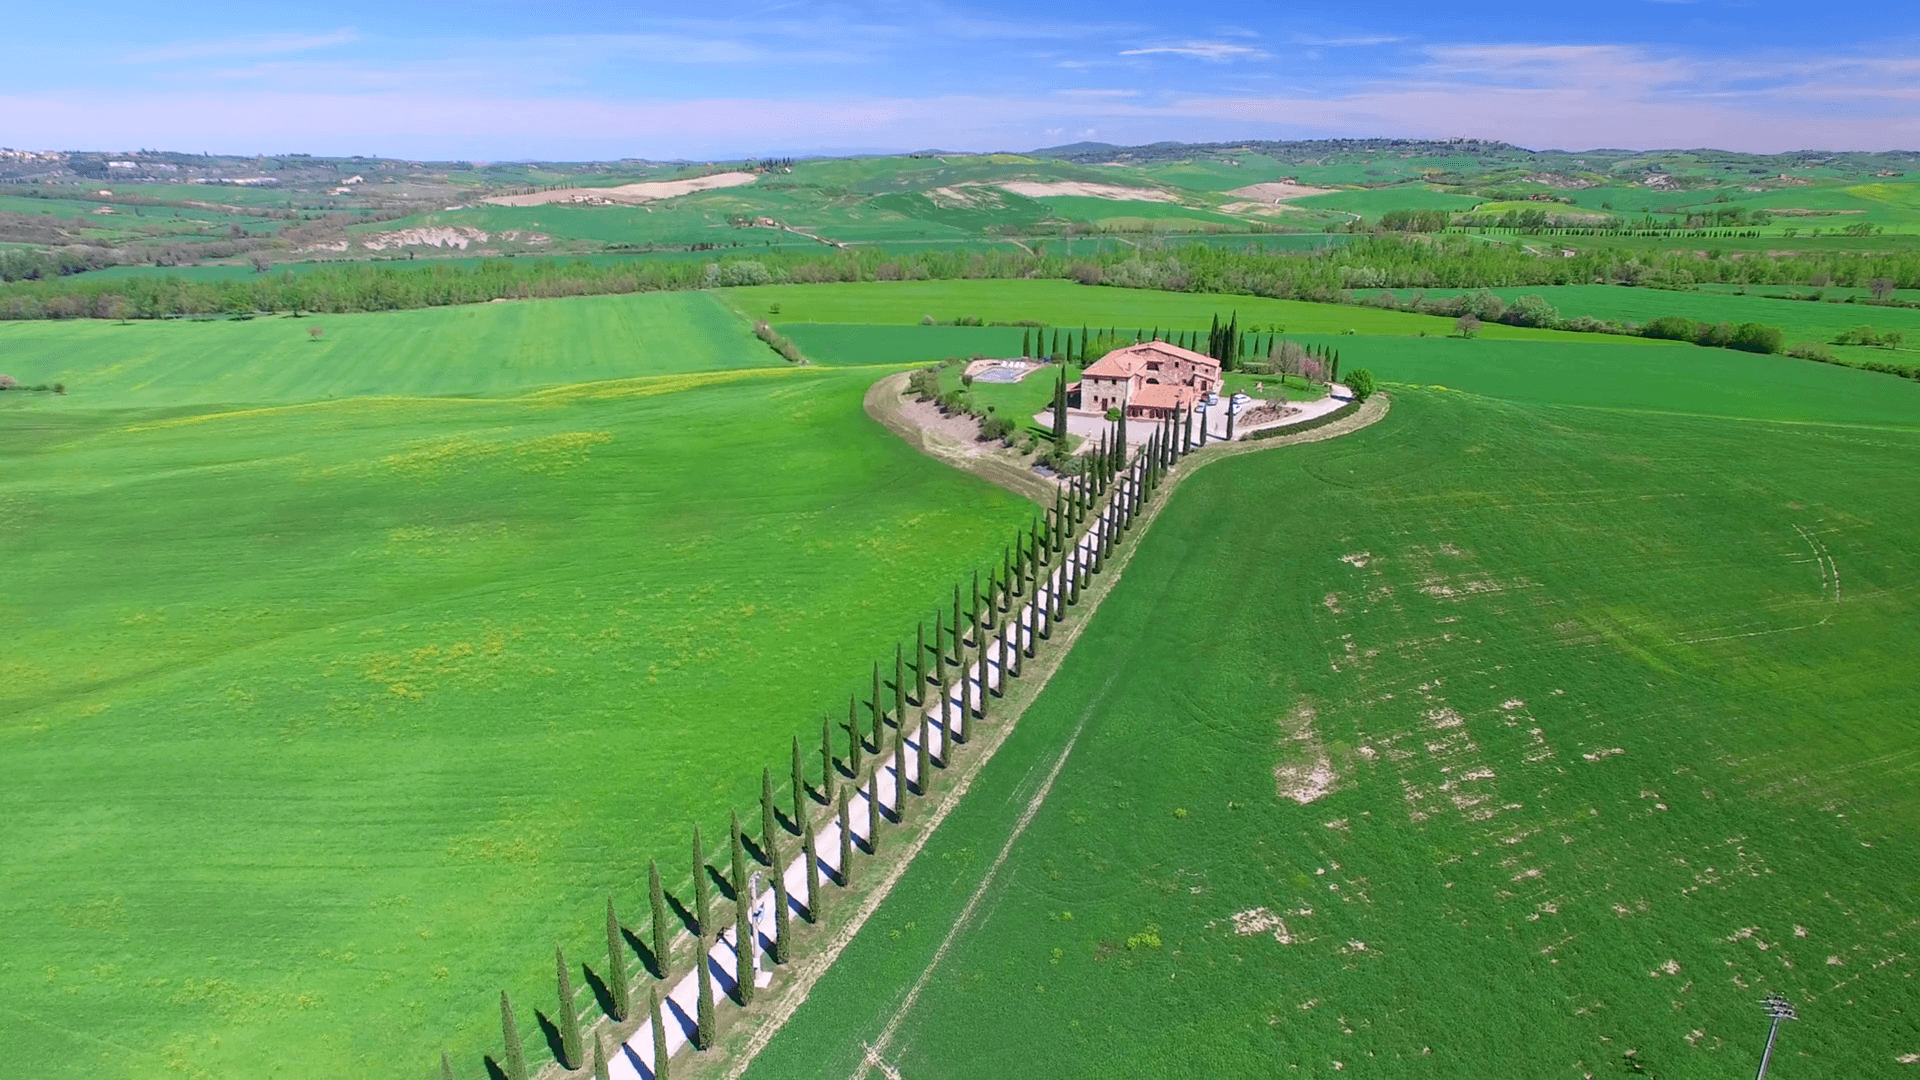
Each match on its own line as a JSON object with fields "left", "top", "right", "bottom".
{"left": 751, "top": 320, "right": 806, "bottom": 363}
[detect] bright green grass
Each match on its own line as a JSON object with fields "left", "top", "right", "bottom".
{"left": 0, "top": 292, "right": 770, "bottom": 406}
{"left": 723, "top": 281, "right": 1668, "bottom": 345}
{"left": 0, "top": 304, "right": 1034, "bottom": 1080}
{"left": 1278, "top": 334, "right": 1920, "bottom": 427}
{"left": 747, "top": 383, "right": 1920, "bottom": 1080}
{"left": 778, "top": 324, "right": 1028, "bottom": 366}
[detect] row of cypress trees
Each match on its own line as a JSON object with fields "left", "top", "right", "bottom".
{"left": 471, "top": 425, "right": 1195, "bottom": 1080}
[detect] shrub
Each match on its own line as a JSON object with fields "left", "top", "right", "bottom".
{"left": 1641, "top": 315, "right": 1696, "bottom": 341}
{"left": 1729, "top": 322, "right": 1785, "bottom": 354}
{"left": 1346, "top": 368, "right": 1376, "bottom": 402}
{"left": 977, "top": 414, "right": 1015, "bottom": 442}
{"left": 906, "top": 367, "right": 941, "bottom": 399}
{"left": 1694, "top": 321, "right": 1734, "bottom": 348}
{"left": 1789, "top": 343, "right": 1837, "bottom": 363}
{"left": 1504, "top": 294, "right": 1561, "bottom": 328}
{"left": 0, "top": 374, "right": 16, "bottom": 390}
{"left": 921, "top": 314, "right": 935, "bottom": 325}
{"left": 1454, "top": 314, "right": 1480, "bottom": 339}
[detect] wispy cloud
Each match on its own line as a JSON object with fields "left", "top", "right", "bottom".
{"left": 1120, "top": 42, "right": 1267, "bottom": 61}
{"left": 124, "top": 29, "right": 358, "bottom": 65}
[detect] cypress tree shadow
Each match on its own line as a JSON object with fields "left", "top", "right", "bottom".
{"left": 664, "top": 889, "right": 700, "bottom": 937}
{"left": 712, "top": 949, "right": 743, "bottom": 1005}
{"left": 583, "top": 964, "right": 618, "bottom": 1022}
{"left": 665, "top": 993, "right": 698, "bottom": 1041}
{"left": 621, "top": 925, "right": 660, "bottom": 980}
{"left": 709, "top": 863, "right": 737, "bottom": 903}
{"left": 618, "top": 1041, "right": 659, "bottom": 1080}
{"left": 534, "top": 1010, "right": 568, "bottom": 1069}
{"left": 774, "top": 805, "right": 798, "bottom": 835}
{"left": 483, "top": 1057, "right": 510, "bottom": 1080}
{"left": 741, "top": 834, "right": 768, "bottom": 866}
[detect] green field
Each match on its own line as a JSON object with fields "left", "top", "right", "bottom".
{"left": 1381, "top": 284, "right": 1920, "bottom": 369}
{"left": 747, "top": 365, "right": 1920, "bottom": 1077}
{"left": 726, "top": 280, "right": 1670, "bottom": 345}
{"left": 0, "top": 292, "right": 1036, "bottom": 1079}
{"left": 0, "top": 292, "right": 773, "bottom": 405}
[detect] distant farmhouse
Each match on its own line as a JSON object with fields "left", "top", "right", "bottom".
{"left": 1074, "top": 341, "right": 1223, "bottom": 420}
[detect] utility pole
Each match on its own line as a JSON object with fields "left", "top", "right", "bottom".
{"left": 1755, "top": 993, "right": 1797, "bottom": 1080}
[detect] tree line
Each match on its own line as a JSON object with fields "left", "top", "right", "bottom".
{"left": 466, "top": 419, "right": 1202, "bottom": 1079}
{"left": 9, "top": 235, "right": 1920, "bottom": 322}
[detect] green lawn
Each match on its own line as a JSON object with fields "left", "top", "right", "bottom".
{"left": 746, "top": 378, "right": 1920, "bottom": 1079}
{"left": 0, "top": 294, "right": 1035, "bottom": 1080}
{"left": 725, "top": 280, "right": 1669, "bottom": 345}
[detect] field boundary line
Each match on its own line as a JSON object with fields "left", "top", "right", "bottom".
{"left": 715, "top": 390, "right": 1391, "bottom": 1079}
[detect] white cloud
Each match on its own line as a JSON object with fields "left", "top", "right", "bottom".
{"left": 123, "top": 29, "right": 358, "bottom": 64}
{"left": 1120, "top": 42, "right": 1268, "bottom": 61}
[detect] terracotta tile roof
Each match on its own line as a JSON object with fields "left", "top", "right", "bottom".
{"left": 1130, "top": 383, "right": 1198, "bottom": 411}
{"left": 1082, "top": 340, "right": 1222, "bottom": 379}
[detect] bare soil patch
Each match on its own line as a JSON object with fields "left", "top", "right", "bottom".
{"left": 1225, "top": 181, "right": 1339, "bottom": 204}
{"left": 997, "top": 181, "right": 1179, "bottom": 203}
{"left": 483, "top": 170, "right": 757, "bottom": 207}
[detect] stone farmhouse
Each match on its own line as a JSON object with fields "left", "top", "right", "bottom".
{"left": 1073, "top": 341, "right": 1224, "bottom": 420}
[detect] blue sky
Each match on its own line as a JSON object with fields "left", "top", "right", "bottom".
{"left": 3, "top": 0, "right": 1916, "bottom": 158}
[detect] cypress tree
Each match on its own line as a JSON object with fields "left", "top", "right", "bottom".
{"left": 867, "top": 767, "right": 882, "bottom": 852}
{"left": 592, "top": 1032, "right": 610, "bottom": 1080}
{"left": 915, "top": 619, "right": 928, "bottom": 690}
{"left": 921, "top": 696, "right": 937, "bottom": 771}
{"left": 733, "top": 886, "right": 753, "bottom": 1006}
{"left": 442, "top": 1051, "right": 457, "bottom": 1080}
{"left": 982, "top": 566, "right": 998, "bottom": 633}
{"left": 846, "top": 695, "right": 863, "bottom": 777}
{"left": 500, "top": 991, "right": 530, "bottom": 1080}
{"left": 729, "top": 811, "right": 748, "bottom": 913}
{"left": 870, "top": 662, "right": 883, "bottom": 742}
{"left": 997, "top": 613, "right": 1011, "bottom": 692}
{"left": 692, "top": 827, "right": 710, "bottom": 937}
{"left": 555, "top": 946, "right": 582, "bottom": 1068}
{"left": 798, "top": 732, "right": 812, "bottom": 822}
{"left": 933, "top": 609, "right": 947, "bottom": 688}
{"left": 837, "top": 783, "right": 853, "bottom": 873}
{"left": 952, "top": 585, "right": 964, "bottom": 657}
{"left": 606, "top": 895, "right": 630, "bottom": 1021}
{"left": 1022, "top": 327, "right": 1031, "bottom": 357}
{"left": 761, "top": 767, "right": 779, "bottom": 861}
{"left": 694, "top": 931, "right": 715, "bottom": 1048}
{"left": 649, "top": 859, "right": 669, "bottom": 981}
{"left": 1049, "top": 328, "right": 1059, "bottom": 358}
{"left": 970, "top": 569, "right": 982, "bottom": 642}
{"left": 1004, "top": 544, "right": 1017, "bottom": 598}
{"left": 771, "top": 833, "right": 790, "bottom": 964}
{"left": 895, "top": 642, "right": 908, "bottom": 716}
{"left": 649, "top": 987, "right": 669, "bottom": 1080}
{"left": 1226, "top": 402, "right": 1236, "bottom": 441}
{"left": 1052, "top": 367, "right": 1068, "bottom": 444}
{"left": 803, "top": 820, "right": 821, "bottom": 921}
{"left": 894, "top": 701, "right": 909, "bottom": 799}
